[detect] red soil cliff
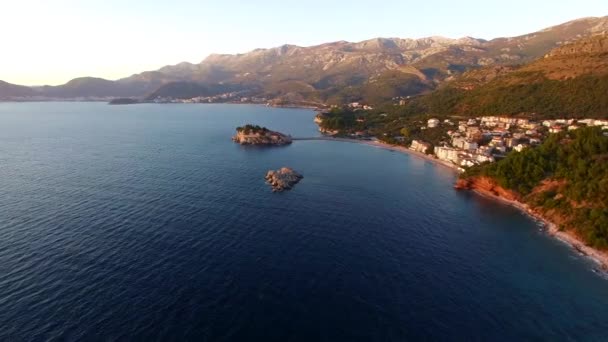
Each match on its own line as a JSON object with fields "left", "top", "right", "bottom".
{"left": 454, "top": 176, "right": 519, "bottom": 202}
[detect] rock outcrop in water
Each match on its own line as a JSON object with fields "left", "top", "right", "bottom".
{"left": 232, "top": 124, "right": 292, "bottom": 145}
{"left": 265, "top": 167, "right": 303, "bottom": 192}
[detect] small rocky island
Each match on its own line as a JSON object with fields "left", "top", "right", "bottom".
{"left": 265, "top": 167, "right": 303, "bottom": 192}
{"left": 232, "top": 124, "right": 292, "bottom": 145}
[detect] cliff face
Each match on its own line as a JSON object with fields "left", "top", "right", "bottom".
{"left": 455, "top": 176, "right": 519, "bottom": 202}
{"left": 232, "top": 130, "right": 292, "bottom": 145}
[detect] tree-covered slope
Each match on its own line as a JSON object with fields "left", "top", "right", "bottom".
{"left": 398, "top": 34, "right": 608, "bottom": 119}
{"left": 462, "top": 127, "right": 608, "bottom": 248}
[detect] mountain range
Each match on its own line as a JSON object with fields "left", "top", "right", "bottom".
{"left": 1, "top": 16, "right": 607, "bottom": 104}
{"left": 399, "top": 32, "right": 608, "bottom": 118}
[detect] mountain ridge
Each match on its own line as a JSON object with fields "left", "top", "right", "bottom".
{"left": 0, "top": 80, "right": 35, "bottom": 99}
{"left": 1, "top": 15, "right": 607, "bottom": 102}
{"left": 396, "top": 33, "right": 608, "bottom": 119}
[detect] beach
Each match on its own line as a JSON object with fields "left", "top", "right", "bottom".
{"left": 294, "top": 137, "right": 461, "bottom": 173}
{"left": 466, "top": 182, "right": 608, "bottom": 272}
{"left": 298, "top": 136, "right": 608, "bottom": 272}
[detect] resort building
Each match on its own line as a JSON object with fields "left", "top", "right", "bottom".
{"left": 434, "top": 146, "right": 460, "bottom": 164}
{"left": 410, "top": 140, "right": 432, "bottom": 154}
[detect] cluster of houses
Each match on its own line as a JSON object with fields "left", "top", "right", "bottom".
{"left": 314, "top": 109, "right": 608, "bottom": 171}
{"left": 541, "top": 118, "right": 608, "bottom": 133}
{"left": 410, "top": 116, "right": 608, "bottom": 170}
{"left": 347, "top": 102, "right": 374, "bottom": 111}
{"left": 151, "top": 92, "right": 267, "bottom": 104}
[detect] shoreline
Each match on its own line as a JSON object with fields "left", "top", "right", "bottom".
{"left": 469, "top": 186, "right": 608, "bottom": 272}
{"left": 300, "top": 136, "right": 608, "bottom": 273}
{"left": 304, "top": 137, "right": 461, "bottom": 173}
{"left": 0, "top": 101, "right": 327, "bottom": 112}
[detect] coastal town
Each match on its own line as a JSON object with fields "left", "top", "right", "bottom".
{"left": 150, "top": 93, "right": 269, "bottom": 104}
{"left": 315, "top": 109, "right": 608, "bottom": 172}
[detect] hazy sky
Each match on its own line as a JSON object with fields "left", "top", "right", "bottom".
{"left": 2, "top": 0, "right": 606, "bottom": 85}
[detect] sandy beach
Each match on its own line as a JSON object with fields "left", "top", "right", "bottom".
{"left": 300, "top": 137, "right": 461, "bottom": 173}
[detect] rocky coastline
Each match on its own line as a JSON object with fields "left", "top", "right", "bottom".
{"left": 266, "top": 130, "right": 607, "bottom": 271}
{"left": 265, "top": 167, "right": 303, "bottom": 192}
{"left": 455, "top": 176, "right": 608, "bottom": 271}
{"left": 232, "top": 125, "right": 292, "bottom": 145}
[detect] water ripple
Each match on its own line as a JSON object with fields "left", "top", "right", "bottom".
{"left": 0, "top": 103, "right": 607, "bottom": 341}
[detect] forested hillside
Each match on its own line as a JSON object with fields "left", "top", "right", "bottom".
{"left": 462, "top": 127, "right": 608, "bottom": 248}
{"left": 394, "top": 34, "right": 608, "bottom": 119}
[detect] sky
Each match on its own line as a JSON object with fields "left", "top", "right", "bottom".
{"left": 1, "top": 0, "right": 606, "bottom": 86}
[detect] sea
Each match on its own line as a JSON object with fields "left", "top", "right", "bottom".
{"left": 0, "top": 102, "right": 607, "bottom": 341}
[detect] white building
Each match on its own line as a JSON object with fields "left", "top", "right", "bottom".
{"left": 452, "top": 137, "right": 478, "bottom": 151}
{"left": 460, "top": 158, "right": 476, "bottom": 168}
{"left": 474, "top": 154, "right": 495, "bottom": 163}
{"left": 594, "top": 120, "right": 608, "bottom": 126}
{"left": 476, "top": 146, "right": 493, "bottom": 156}
{"left": 434, "top": 146, "right": 460, "bottom": 164}
{"left": 543, "top": 120, "right": 555, "bottom": 127}
{"left": 525, "top": 129, "right": 537, "bottom": 135}
{"left": 428, "top": 118, "right": 440, "bottom": 128}
{"left": 410, "top": 140, "right": 432, "bottom": 154}
{"left": 494, "top": 146, "right": 507, "bottom": 153}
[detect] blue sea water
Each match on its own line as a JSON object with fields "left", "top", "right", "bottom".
{"left": 0, "top": 102, "right": 607, "bottom": 341}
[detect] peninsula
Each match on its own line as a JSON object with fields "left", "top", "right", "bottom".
{"left": 109, "top": 98, "right": 140, "bottom": 105}
{"left": 232, "top": 125, "right": 292, "bottom": 145}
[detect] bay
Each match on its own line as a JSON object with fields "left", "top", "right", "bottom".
{"left": 0, "top": 102, "right": 607, "bottom": 341}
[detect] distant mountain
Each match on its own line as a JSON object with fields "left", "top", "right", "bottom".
{"left": 0, "top": 80, "right": 35, "bottom": 99}
{"left": 39, "top": 77, "right": 174, "bottom": 98}
{"left": 449, "top": 33, "right": 608, "bottom": 89}
{"left": 402, "top": 33, "right": 608, "bottom": 118}
{"left": 1, "top": 16, "right": 607, "bottom": 103}
{"left": 132, "top": 16, "right": 606, "bottom": 104}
